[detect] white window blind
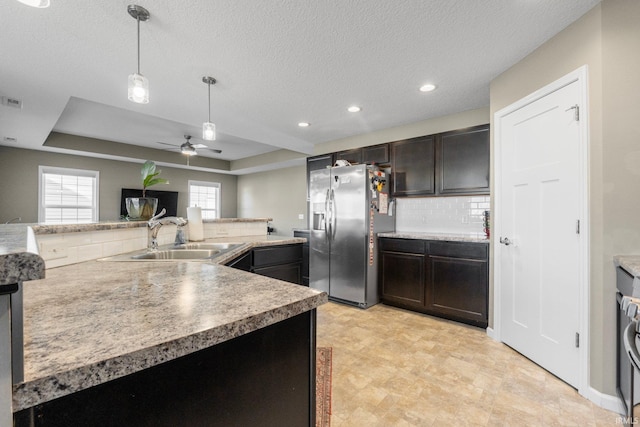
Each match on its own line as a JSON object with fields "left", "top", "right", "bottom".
{"left": 39, "top": 166, "right": 99, "bottom": 224}
{"left": 189, "top": 180, "right": 220, "bottom": 219}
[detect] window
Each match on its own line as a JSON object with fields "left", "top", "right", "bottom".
{"left": 189, "top": 180, "right": 220, "bottom": 219}
{"left": 39, "top": 166, "right": 99, "bottom": 224}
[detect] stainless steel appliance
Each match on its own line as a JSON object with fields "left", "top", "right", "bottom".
{"left": 309, "top": 164, "right": 394, "bottom": 307}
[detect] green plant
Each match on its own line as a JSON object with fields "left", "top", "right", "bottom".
{"left": 141, "top": 160, "right": 168, "bottom": 197}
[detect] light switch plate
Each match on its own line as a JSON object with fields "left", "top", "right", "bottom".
{"left": 298, "top": 214, "right": 304, "bottom": 220}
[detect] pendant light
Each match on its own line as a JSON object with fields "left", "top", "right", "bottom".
{"left": 202, "top": 76, "right": 217, "bottom": 141}
{"left": 127, "top": 5, "right": 150, "bottom": 104}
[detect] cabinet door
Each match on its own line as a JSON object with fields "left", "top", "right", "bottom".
{"left": 253, "top": 263, "right": 302, "bottom": 285}
{"left": 253, "top": 244, "right": 302, "bottom": 268}
{"left": 336, "top": 148, "right": 363, "bottom": 164}
{"left": 426, "top": 255, "right": 488, "bottom": 327}
{"left": 380, "top": 251, "right": 425, "bottom": 307}
{"left": 362, "top": 144, "right": 389, "bottom": 165}
{"left": 391, "top": 136, "right": 435, "bottom": 196}
{"left": 437, "top": 124, "right": 489, "bottom": 195}
{"left": 226, "top": 251, "right": 252, "bottom": 271}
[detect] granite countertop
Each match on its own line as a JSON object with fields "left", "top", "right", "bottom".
{"left": 378, "top": 231, "right": 489, "bottom": 244}
{"left": 0, "top": 225, "right": 45, "bottom": 286}
{"left": 31, "top": 218, "right": 273, "bottom": 235}
{"left": 12, "top": 235, "right": 324, "bottom": 412}
{"left": 614, "top": 255, "right": 640, "bottom": 277}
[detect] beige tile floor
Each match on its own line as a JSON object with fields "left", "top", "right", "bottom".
{"left": 316, "top": 302, "right": 621, "bottom": 426}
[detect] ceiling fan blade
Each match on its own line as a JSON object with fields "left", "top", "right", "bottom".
{"left": 191, "top": 143, "right": 222, "bottom": 154}
{"left": 156, "top": 141, "right": 178, "bottom": 147}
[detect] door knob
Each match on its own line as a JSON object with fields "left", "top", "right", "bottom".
{"left": 499, "top": 237, "right": 511, "bottom": 246}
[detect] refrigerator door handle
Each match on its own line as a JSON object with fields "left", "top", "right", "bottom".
{"left": 330, "top": 188, "right": 337, "bottom": 241}
{"left": 324, "top": 189, "right": 330, "bottom": 240}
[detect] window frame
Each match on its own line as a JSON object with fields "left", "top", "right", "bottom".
{"left": 38, "top": 165, "right": 100, "bottom": 224}
{"left": 188, "top": 180, "right": 221, "bottom": 220}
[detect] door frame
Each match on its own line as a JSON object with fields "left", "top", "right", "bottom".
{"left": 492, "top": 65, "right": 590, "bottom": 395}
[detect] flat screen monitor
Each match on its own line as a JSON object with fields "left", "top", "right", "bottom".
{"left": 120, "top": 188, "right": 179, "bottom": 218}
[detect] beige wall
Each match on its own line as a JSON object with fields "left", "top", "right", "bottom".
{"left": 491, "top": 0, "right": 640, "bottom": 396}
{"left": 237, "top": 165, "right": 307, "bottom": 236}
{"left": 0, "top": 146, "right": 237, "bottom": 223}
{"left": 314, "top": 108, "right": 489, "bottom": 155}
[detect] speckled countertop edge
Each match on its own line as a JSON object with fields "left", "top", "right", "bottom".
{"left": 378, "top": 231, "right": 489, "bottom": 244}
{"left": 614, "top": 255, "right": 640, "bottom": 277}
{"left": 0, "top": 225, "right": 45, "bottom": 285}
{"left": 30, "top": 218, "right": 273, "bottom": 235}
{"left": 12, "top": 235, "right": 321, "bottom": 411}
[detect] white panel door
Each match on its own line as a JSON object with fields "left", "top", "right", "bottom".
{"left": 498, "top": 79, "right": 582, "bottom": 387}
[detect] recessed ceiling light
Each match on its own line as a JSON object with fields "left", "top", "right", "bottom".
{"left": 419, "top": 84, "right": 436, "bottom": 92}
{"left": 347, "top": 106, "right": 361, "bottom": 113}
{"left": 298, "top": 122, "right": 310, "bottom": 127}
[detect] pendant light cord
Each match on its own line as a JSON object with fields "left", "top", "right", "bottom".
{"left": 208, "top": 81, "right": 211, "bottom": 122}
{"left": 136, "top": 15, "right": 141, "bottom": 74}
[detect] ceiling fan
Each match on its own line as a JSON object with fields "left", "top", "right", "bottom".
{"left": 156, "top": 135, "right": 222, "bottom": 156}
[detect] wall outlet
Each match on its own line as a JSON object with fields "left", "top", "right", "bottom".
{"left": 298, "top": 214, "right": 304, "bottom": 220}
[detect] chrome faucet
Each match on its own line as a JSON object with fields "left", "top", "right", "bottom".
{"left": 5, "top": 217, "right": 21, "bottom": 224}
{"left": 147, "top": 209, "right": 188, "bottom": 250}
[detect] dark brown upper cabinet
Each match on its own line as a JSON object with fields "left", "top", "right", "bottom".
{"left": 437, "top": 124, "right": 490, "bottom": 195}
{"left": 335, "top": 148, "right": 363, "bottom": 164}
{"left": 362, "top": 143, "right": 390, "bottom": 165}
{"left": 391, "top": 136, "right": 435, "bottom": 197}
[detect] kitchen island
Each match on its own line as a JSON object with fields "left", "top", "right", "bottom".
{"left": 3, "top": 225, "right": 326, "bottom": 426}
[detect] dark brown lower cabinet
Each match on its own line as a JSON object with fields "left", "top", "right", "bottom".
{"left": 379, "top": 238, "right": 488, "bottom": 328}
{"left": 227, "top": 243, "right": 304, "bottom": 285}
{"left": 380, "top": 251, "right": 425, "bottom": 308}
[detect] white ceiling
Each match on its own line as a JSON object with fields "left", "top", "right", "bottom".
{"left": 0, "top": 0, "right": 600, "bottom": 172}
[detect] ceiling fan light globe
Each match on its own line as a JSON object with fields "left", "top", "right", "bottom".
{"left": 203, "top": 122, "right": 216, "bottom": 141}
{"left": 128, "top": 73, "right": 149, "bottom": 104}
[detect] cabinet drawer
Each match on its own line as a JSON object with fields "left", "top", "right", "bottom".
{"left": 428, "top": 242, "right": 487, "bottom": 260}
{"left": 253, "top": 244, "right": 302, "bottom": 268}
{"left": 379, "top": 238, "right": 424, "bottom": 254}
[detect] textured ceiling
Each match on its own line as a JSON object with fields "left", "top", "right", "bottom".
{"left": 0, "top": 0, "right": 600, "bottom": 172}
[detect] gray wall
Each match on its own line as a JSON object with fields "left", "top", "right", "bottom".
{"left": 0, "top": 146, "right": 237, "bottom": 223}
{"left": 237, "top": 165, "right": 307, "bottom": 236}
{"left": 491, "top": 0, "right": 640, "bottom": 395}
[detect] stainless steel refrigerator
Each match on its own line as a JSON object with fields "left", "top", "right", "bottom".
{"left": 309, "top": 164, "right": 394, "bottom": 308}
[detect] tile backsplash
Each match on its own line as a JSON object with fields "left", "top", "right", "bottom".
{"left": 395, "top": 196, "right": 490, "bottom": 234}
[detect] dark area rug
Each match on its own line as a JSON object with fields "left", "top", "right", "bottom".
{"left": 316, "top": 347, "right": 333, "bottom": 427}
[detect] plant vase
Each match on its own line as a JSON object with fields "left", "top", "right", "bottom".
{"left": 125, "top": 197, "right": 158, "bottom": 221}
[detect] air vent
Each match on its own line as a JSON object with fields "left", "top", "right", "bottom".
{"left": 3, "top": 137, "right": 17, "bottom": 143}
{"left": 1, "top": 97, "right": 22, "bottom": 109}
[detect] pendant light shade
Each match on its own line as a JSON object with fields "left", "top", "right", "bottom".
{"left": 127, "top": 5, "right": 150, "bottom": 104}
{"left": 203, "top": 122, "right": 216, "bottom": 141}
{"left": 202, "top": 76, "right": 217, "bottom": 141}
{"left": 128, "top": 73, "right": 149, "bottom": 104}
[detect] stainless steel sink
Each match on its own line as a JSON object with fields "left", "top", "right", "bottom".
{"left": 173, "top": 242, "right": 241, "bottom": 251}
{"left": 99, "top": 243, "right": 245, "bottom": 262}
{"left": 131, "top": 249, "right": 221, "bottom": 260}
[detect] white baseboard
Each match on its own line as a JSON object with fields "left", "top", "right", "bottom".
{"left": 486, "top": 326, "right": 496, "bottom": 340}
{"left": 581, "top": 386, "right": 624, "bottom": 416}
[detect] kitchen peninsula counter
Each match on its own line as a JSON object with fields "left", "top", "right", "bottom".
{"left": 10, "top": 233, "right": 326, "bottom": 425}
